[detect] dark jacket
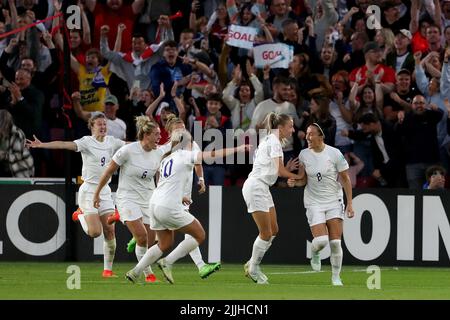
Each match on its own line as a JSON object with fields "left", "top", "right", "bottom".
{"left": 150, "top": 57, "right": 192, "bottom": 106}
{"left": 7, "top": 85, "right": 44, "bottom": 139}
{"left": 397, "top": 109, "right": 444, "bottom": 164}
{"left": 385, "top": 51, "right": 415, "bottom": 74}
{"left": 348, "top": 120, "right": 405, "bottom": 186}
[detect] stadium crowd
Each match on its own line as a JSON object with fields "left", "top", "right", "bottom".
{"left": 1, "top": 0, "right": 450, "bottom": 190}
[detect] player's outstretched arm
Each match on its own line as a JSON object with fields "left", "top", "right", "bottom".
{"left": 197, "top": 144, "right": 251, "bottom": 162}
{"left": 26, "top": 135, "right": 77, "bottom": 151}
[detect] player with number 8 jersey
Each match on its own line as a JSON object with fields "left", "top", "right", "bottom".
{"left": 289, "top": 123, "right": 354, "bottom": 286}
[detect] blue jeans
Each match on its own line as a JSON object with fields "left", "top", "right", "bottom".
{"left": 405, "top": 163, "right": 430, "bottom": 190}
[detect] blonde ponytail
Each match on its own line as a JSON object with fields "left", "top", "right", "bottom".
{"left": 135, "top": 115, "right": 158, "bottom": 140}
{"left": 162, "top": 129, "right": 192, "bottom": 160}
{"left": 263, "top": 112, "right": 292, "bottom": 131}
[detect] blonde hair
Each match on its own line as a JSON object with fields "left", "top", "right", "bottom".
{"left": 0, "top": 110, "right": 13, "bottom": 140}
{"left": 88, "top": 113, "right": 106, "bottom": 130}
{"left": 135, "top": 115, "right": 158, "bottom": 140}
{"left": 164, "top": 115, "right": 184, "bottom": 134}
{"left": 264, "top": 112, "right": 292, "bottom": 131}
{"left": 379, "top": 28, "right": 395, "bottom": 52}
{"left": 162, "top": 129, "right": 192, "bottom": 160}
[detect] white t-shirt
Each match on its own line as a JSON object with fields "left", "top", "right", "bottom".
{"left": 150, "top": 149, "right": 200, "bottom": 210}
{"left": 330, "top": 100, "right": 353, "bottom": 147}
{"left": 74, "top": 135, "right": 125, "bottom": 185}
{"left": 107, "top": 118, "right": 127, "bottom": 140}
{"left": 250, "top": 99, "right": 300, "bottom": 151}
{"left": 113, "top": 142, "right": 170, "bottom": 207}
{"left": 248, "top": 133, "right": 283, "bottom": 186}
{"left": 299, "top": 145, "right": 349, "bottom": 207}
{"left": 250, "top": 99, "right": 300, "bottom": 129}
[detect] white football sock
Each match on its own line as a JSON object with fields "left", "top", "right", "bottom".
{"left": 135, "top": 244, "right": 154, "bottom": 276}
{"left": 103, "top": 238, "right": 116, "bottom": 271}
{"left": 134, "top": 244, "right": 163, "bottom": 275}
{"left": 186, "top": 234, "right": 206, "bottom": 270}
{"left": 78, "top": 214, "right": 89, "bottom": 235}
{"left": 312, "top": 235, "right": 329, "bottom": 255}
{"left": 250, "top": 236, "right": 271, "bottom": 266}
{"left": 330, "top": 239, "right": 343, "bottom": 278}
{"left": 165, "top": 236, "right": 199, "bottom": 265}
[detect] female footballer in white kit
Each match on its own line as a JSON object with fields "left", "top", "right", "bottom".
{"left": 288, "top": 123, "right": 354, "bottom": 286}
{"left": 125, "top": 129, "right": 249, "bottom": 284}
{"left": 242, "top": 112, "right": 304, "bottom": 284}
{"left": 26, "top": 113, "right": 125, "bottom": 277}
{"left": 165, "top": 117, "right": 221, "bottom": 279}
{"left": 94, "top": 116, "right": 169, "bottom": 283}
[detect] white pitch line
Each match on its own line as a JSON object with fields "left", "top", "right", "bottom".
{"left": 268, "top": 271, "right": 324, "bottom": 275}
{"left": 269, "top": 267, "right": 400, "bottom": 275}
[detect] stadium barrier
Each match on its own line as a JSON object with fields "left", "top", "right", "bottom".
{"left": 0, "top": 184, "right": 449, "bottom": 266}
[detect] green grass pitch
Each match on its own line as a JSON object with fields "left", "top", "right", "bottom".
{"left": 0, "top": 262, "right": 450, "bottom": 300}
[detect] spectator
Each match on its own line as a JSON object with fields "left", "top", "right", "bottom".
{"left": 424, "top": 24, "right": 444, "bottom": 56}
{"left": 374, "top": 28, "right": 396, "bottom": 63}
{"left": 344, "top": 31, "right": 368, "bottom": 70}
{"left": 340, "top": 152, "right": 365, "bottom": 188}
{"left": 386, "top": 29, "right": 414, "bottom": 74}
{"left": 349, "top": 83, "right": 383, "bottom": 123}
{"left": 397, "top": 95, "right": 443, "bottom": 189}
{"left": 313, "top": 43, "right": 346, "bottom": 81}
{"left": 70, "top": 48, "right": 111, "bottom": 112}
{"left": 423, "top": 165, "right": 446, "bottom": 190}
{"left": 266, "top": 0, "right": 300, "bottom": 38}
{"left": 349, "top": 41, "right": 396, "bottom": 94}
{"left": 383, "top": 69, "right": 418, "bottom": 122}
{"left": 5, "top": 69, "right": 44, "bottom": 139}
{"left": 119, "top": 88, "right": 155, "bottom": 141}
{"left": 149, "top": 40, "right": 193, "bottom": 109}
{"left": 251, "top": 76, "right": 301, "bottom": 131}
{"left": 346, "top": 113, "right": 406, "bottom": 188}
{"left": 100, "top": 19, "right": 172, "bottom": 92}
{"left": 195, "top": 93, "right": 232, "bottom": 186}
{"left": 208, "top": 2, "right": 230, "bottom": 56}
{"left": 145, "top": 83, "right": 185, "bottom": 145}
{"left": 85, "top": 0, "right": 145, "bottom": 53}
{"left": 415, "top": 50, "right": 450, "bottom": 168}
{"left": 222, "top": 64, "right": 263, "bottom": 131}
{"left": 135, "top": 0, "right": 171, "bottom": 43}
{"left": 0, "top": 32, "right": 59, "bottom": 95}
{"left": 410, "top": 0, "right": 437, "bottom": 54}
{"left": 329, "top": 71, "right": 353, "bottom": 154}
{"left": 72, "top": 92, "right": 127, "bottom": 141}
{"left": 0, "top": 109, "right": 34, "bottom": 177}
{"left": 380, "top": 0, "right": 410, "bottom": 33}
{"left": 309, "top": 0, "right": 339, "bottom": 51}
{"left": 299, "top": 92, "right": 337, "bottom": 148}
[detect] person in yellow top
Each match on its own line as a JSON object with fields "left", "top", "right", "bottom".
{"left": 71, "top": 48, "right": 112, "bottom": 112}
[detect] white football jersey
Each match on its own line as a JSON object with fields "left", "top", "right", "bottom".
{"left": 74, "top": 135, "right": 125, "bottom": 184}
{"left": 183, "top": 141, "right": 201, "bottom": 198}
{"left": 299, "top": 145, "right": 349, "bottom": 207}
{"left": 113, "top": 142, "right": 170, "bottom": 207}
{"left": 248, "top": 133, "right": 283, "bottom": 186}
{"left": 150, "top": 149, "right": 200, "bottom": 210}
